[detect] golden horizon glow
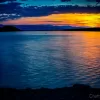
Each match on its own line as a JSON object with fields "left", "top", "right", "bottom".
{"left": 1, "top": 13, "right": 100, "bottom": 27}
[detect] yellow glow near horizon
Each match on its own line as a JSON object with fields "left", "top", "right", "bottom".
{"left": 1, "top": 13, "right": 100, "bottom": 27}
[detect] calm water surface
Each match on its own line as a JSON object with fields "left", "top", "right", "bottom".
{"left": 0, "top": 31, "right": 100, "bottom": 89}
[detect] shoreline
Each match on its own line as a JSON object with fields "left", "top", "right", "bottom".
{"left": 0, "top": 30, "right": 100, "bottom": 32}
{"left": 1, "top": 84, "right": 100, "bottom": 100}
{"left": 0, "top": 25, "right": 100, "bottom": 32}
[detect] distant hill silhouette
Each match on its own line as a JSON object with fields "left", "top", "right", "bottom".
{"left": 0, "top": 25, "right": 100, "bottom": 31}
{"left": 14, "top": 25, "right": 100, "bottom": 31}
{"left": 63, "top": 27, "right": 100, "bottom": 31}
{"left": 0, "top": 26, "right": 21, "bottom": 32}
{"left": 15, "top": 25, "right": 76, "bottom": 31}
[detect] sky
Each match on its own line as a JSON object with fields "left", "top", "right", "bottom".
{"left": 0, "top": 0, "right": 96, "bottom": 6}
{"left": 0, "top": 0, "right": 100, "bottom": 28}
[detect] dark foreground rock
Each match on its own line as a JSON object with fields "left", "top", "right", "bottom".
{"left": 0, "top": 84, "right": 100, "bottom": 100}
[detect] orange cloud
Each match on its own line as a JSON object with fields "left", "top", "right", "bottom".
{"left": 1, "top": 13, "right": 100, "bottom": 27}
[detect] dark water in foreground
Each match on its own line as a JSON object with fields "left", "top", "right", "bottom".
{"left": 0, "top": 31, "right": 100, "bottom": 89}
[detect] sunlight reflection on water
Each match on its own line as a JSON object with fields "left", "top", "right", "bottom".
{"left": 0, "top": 31, "right": 100, "bottom": 89}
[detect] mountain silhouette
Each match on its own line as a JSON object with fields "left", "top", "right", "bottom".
{"left": 63, "top": 27, "right": 100, "bottom": 31}
{"left": 0, "top": 25, "right": 100, "bottom": 31}
{"left": 0, "top": 26, "right": 21, "bottom": 32}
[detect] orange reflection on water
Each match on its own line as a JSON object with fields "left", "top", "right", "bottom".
{"left": 1, "top": 13, "right": 100, "bottom": 27}
{"left": 83, "top": 32, "right": 100, "bottom": 61}
{"left": 81, "top": 32, "right": 100, "bottom": 82}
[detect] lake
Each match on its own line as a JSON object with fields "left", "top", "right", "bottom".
{"left": 0, "top": 31, "right": 100, "bottom": 89}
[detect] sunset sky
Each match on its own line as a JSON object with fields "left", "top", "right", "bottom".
{"left": 0, "top": 0, "right": 100, "bottom": 28}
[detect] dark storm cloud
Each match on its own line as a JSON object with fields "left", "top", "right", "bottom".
{"left": 0, "top": 2, "right": 21, "bottom": 13}
{"left": 61, "top": 0, "right": 71, "bottom": 2}
{"left": 0, "top": 0, "right": 16, "bottom": 3}
{"left": 0, "top": 2, "right": 100, "bottom": 21}
{"left": 0, "top": 2, "right": 22, "bottom": 21}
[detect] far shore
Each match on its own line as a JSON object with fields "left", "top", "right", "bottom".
{"left": 0, "top": 25, "right": 100, "bottom": 32}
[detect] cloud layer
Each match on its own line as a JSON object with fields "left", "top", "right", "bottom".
{"left": 0, "top": 2, "right": 100, "bottom": 22}
{"left": 1, "top": 13, "right": 100, "bottom": 27}
{"left": 0, "top": 0, "right": 16, "bottom": 3}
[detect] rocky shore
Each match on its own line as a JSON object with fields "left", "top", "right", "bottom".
{"left": 0, "top": 84, "right": 100, "bottom": 100}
